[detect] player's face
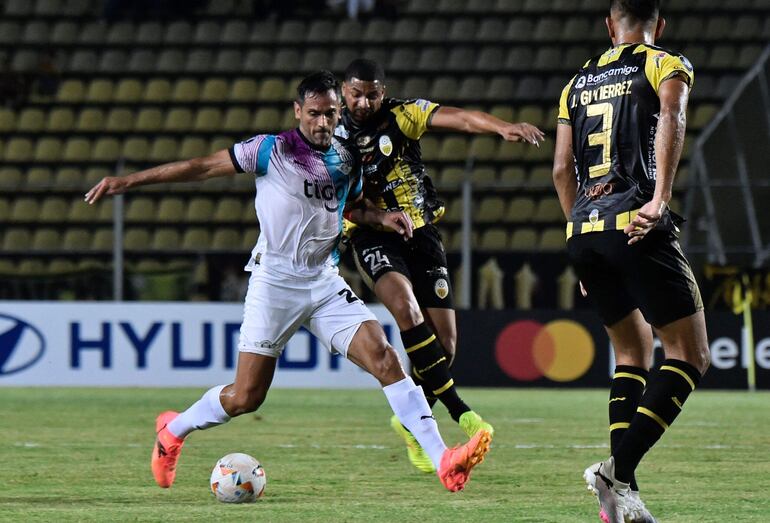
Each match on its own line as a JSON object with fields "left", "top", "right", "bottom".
{"left": 294, "top": 90, "right": 340, "bottom": 148}
{"left": 342, "top": 78, "right": 385, "bottom": 123}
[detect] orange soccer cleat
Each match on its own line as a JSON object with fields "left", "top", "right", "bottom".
{"left": 151, "top": 410, "right": 185, "bottom": 488}
{"left": 437, "top": 429, "right": 491, "bottom": 492}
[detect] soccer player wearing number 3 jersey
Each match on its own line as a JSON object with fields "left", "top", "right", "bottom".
{"left": 552, "top": 2, "right": 710, "bottom": 522}
{"left": 84, "top": 71, "right": 490, "bottom": 493}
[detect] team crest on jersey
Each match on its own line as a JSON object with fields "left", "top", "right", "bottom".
{"left": 679, "top": 55, "right": 694, "bottom": 72}
{"left": 434, "top": 278, "right": 449, "bottom": 299}
{"left": 379, "top": 135, "right": 393, "bottom": 156}
{"left": 589, "top": 209, "right": 600, "bottom": 225}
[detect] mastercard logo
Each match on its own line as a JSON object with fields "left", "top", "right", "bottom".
{"left": 495, "top": 320, "right": 595, "bottom": 382}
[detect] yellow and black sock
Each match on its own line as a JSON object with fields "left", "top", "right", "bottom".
{"left": 613, "top": 359, "right": 701, "bottom": 484}
{"left": 401, "top": 322, "right": 469, "bottom": 422}
{"left": 609, "top": 365, "right": 648, "bottom": 491}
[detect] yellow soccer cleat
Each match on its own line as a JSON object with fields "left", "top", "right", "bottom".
{"left": 390, "top": 414, "right": 435, "bottom": 473}
{"left": 458, "top": 411, "right": 495, "bottom": 440}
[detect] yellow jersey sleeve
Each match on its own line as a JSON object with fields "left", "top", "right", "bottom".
{"left": 393, "top": 99, "right": 440, "bottom": 140}
{"left": 643, "top": 48, "right": 695, "bottom": 94}
{"left": 557, "top": 75, "right": 576, "bottom": 125}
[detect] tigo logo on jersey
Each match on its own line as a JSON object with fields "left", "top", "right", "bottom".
{"left": 0, "top": 313, "right": 46, "bottom": 376}
{"left": 494, "top": 320, "right": 594, "bottom": 382}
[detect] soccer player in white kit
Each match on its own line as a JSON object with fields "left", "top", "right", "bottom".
{"left": 85, "top": 71, "right": 491, "bottom": 493}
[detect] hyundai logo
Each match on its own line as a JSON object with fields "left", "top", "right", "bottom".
{"left": 0, "top": 313, "right": 46, "bottom": 376}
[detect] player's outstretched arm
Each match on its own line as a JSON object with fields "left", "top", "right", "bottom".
{"left": 552, "top": 123, "right": 578, "bottom": 220}
{"left": 84, "top": 149, "right": 237, "bottom": 204}
{"left": 344, "top": 198, "right": 414, "bottom": 239}
{"left": 429, "top": 106, "right": 545, "bottom": 146}
{"left": 623, "top": 76, "right": 689, "bottom": 244}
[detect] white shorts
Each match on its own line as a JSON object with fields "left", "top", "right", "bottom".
{"left": 238, "top": 266, "right": 377, "bottom": 359}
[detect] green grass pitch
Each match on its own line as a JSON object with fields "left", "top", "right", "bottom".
{"left": 0, "top": 387, "right": 768, "bottom": 522}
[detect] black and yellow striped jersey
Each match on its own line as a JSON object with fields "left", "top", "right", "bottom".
{"left": 336, "top": 98, "right": 445, "bottom": 231}
{"left": 558, "top": 43, "right": 694, "bottom": 232}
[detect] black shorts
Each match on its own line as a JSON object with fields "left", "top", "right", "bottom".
{"left": 567, "top": 230, "right": 704, "bottom": 328}
{"left": 349, "top": 224, "right": 454, "bottom": 309}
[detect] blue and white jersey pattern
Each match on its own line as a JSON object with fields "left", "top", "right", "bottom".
{"left": 230, "top": 129, "right": 362, "bottom": 277}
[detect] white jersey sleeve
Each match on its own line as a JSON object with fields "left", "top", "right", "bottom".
{"left": 229, "top": 135, "right": 277, "bottom": 176}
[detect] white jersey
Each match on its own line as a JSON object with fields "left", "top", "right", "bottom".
{"left": 230, "top": 129, "right": 362, "bottom": 278}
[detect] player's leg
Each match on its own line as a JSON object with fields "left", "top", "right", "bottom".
{"left": 153, "top": 352, "right": 278, "bottom": 488}
{"left": 605, "top": 308, "right": 653, "bottom": 493}
{"left": 423, "top": 306, "right": 494, "bottom": 438}
{"left": 344, "top": 319, "right": 491, "bottom": 492}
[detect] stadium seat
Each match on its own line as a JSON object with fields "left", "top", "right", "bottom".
{"left": 220, "top": 20, "right": 250, "bottom": 44}
{"left": 12, "top": 49, "right": 39, "bottom": 71}
{"left": 447, "top": 46, "right": 476, "bottom": 72}
{"left": 106, "top": 21, "right": 133, "bottom": 44}
{"left": 179, "top": 137, "right": 209, "bottom": 158}
{"left": 420, "top": 136, "right": 440, "bottom": 161}
{"left": 242, "top": 228, "right": 259, "bottom": 250}
{"left": 166, "top": 21, "right": 193, "bottom": 44}
{"left": 456, "top": 77, "right": 488, "bottom": 101}
{"left": 222, "top": 108, "right": 251, "bottom": 133}
{"left": 76, "top": 108, "right": 105, "bottom": 132}
{"left": 523, "top": 139, "right": 555, "bottom": 162}
{"left": 259, "top": 78, "right": 289, "bottom": 102}
{"left": 181, "top": 228, "right": 211, "bottom": 251}
{"left": 38, "top": 197, "right": 69, "bottom": 223}
{"left": 200, "top": 78, "right": 229, "bottom": 102}
{"left": 159, "top": 50, "right": 187, "bottom": 72}
{"left": 400, "top": 78, "right": 430, "bottom": 98}
{"left": 0, "top": 22, "right": 22, "bottom": 45}
{"left": 230, "top": 79, "right": 259, "bottom": 102}
{"left": 333, "top": 19, "right": 363, "bottom": 43}
{"left": 499, "top": 166, "right": 526, "bottom": 187}
{"left": 363, "top": 19, "right": 392, "bottom": 42}
{"left": 136, "top": 20, "right": 162, "bottom": 43}
{"left": 34, "top": 138, "right": 63, "bottom": 162}
{"left": 272, "top": 49, "right": 301, "bottom": 73}
{"left": 69, "top": 50, "right": 98, "bottom": 72}
{"left": 212, "top": 228, "right": 241, "bottom": 250}
{"left": 151, "top": 228, "right": 181, "bottom": 250}
{"left": 114, "top": 79, "right": 143, "bottom": 103}
{"left": 737, "top": 45, "right": 763, "bottom": 68}
{"left": 48, "top": 258, "right": 77, "bottom": 273}
{"left": 477, "top": 19, "right": 506, "bottom": 42}
{"left": 0, "top": 108, "right": 15, "bottom": 132}
{"left": 430, "top": 77, "right": 459, "bottom": 100}
{"left": 509, "top": 228, "right": 538, "bottom": 250}
{"left": 448, "top": 229, "right": 479, "bottom": 250}
{"left": 56, "top": 79, "right": 85, "bottom": 103}
{"left": 0, "top": 197, "right": 10, "bottom": 222}
{"left": 57, "top": 168, "right": 82, "bottom": 189}
{"left": 213, "top": 198, "right": 244, "bottom": 222}
{"left": 709, "top": 45, "right": 737, "bottom": 69}
{"left": 18, "top": 108, "right": 45, "bottom": 132}
{"left": 62, "top": 138, "right": 91, "bottom": 162}
{"left": 156, "top": 197, "right": 185, "bottom": 222}
{"left": 163, "top": 108, "right": 193, "bottom": 132}
{"left": 134, "top": 108, "right": 163, "bottom": 132}
{"left": 243, "top": 49, "right": 272, "bottom": 73}
{"left": 533, "top": 197, "right": 565, "bottom": 223}
{"left": 505, "top": 19, "right": 534, "bottom": 41}
{"left": 171, "top": 79, "right": 200, "bottom": 102}
{"left": 253, "top": 108, "right": 281, "bottom": 131}
{"left": 533, "top": 47, "right": 562, "bottom": 70}
{"left": 479, "top": 228, "right": 509, "bottom": 251}
{"left": 67, "top": 196, "right": 97, "bottom": 221}
{"left": 30, "top": 228, "right": 59, "bottom": 251}
{"left": 185, "top": 198, "right": 215, "bottom": 222}
{"left": 149, "top": 138, "right": 179, "bottom": 162}
{"left": 91, "top": 229, "right": 113, "bottom": 251}
{"left": 278, "top": 20, "right": 306, "bottom": 43}
{"left": 476, "top": 196, "right": 506, "bottom": 223}
{"left": 438, "top": 136, "right": 468, "bottom": 161}
{"left": 61, "top": 228, "right": 92, "bottom": 251}
{"left": 418, "top": 47, "right": 446, "bottom": 70}
{"left": 99, "top": 50, "right": 127, "bottom": 73}
{"left": 47, "top": 108, "right": 75, "bottom": 131}
{"left": 26, "top": 167, "right": 53, "bottom": 189}
{"left": 476, "top": 46, "right": 505, "bottom": 71}
{"left": 472, "top": 167, "right": 497, "bottom": 186}
{"left": 92, "top": 138, "right": 121, "bottom": 162}
{"left": 122, "top": 137, "right": 149, "bottom": 161}
{"left": 421, "top": 19, "right": 449, "bottom": 42}
{"left": 504, "top": 197, "right": 536, "bottom": 223}
{"left": 468, "top": 136, "right": 498, "bottom": 161}
{"left": 392, "top": 18, "right": 421, "bottom": 41}
{"left": 104, "top": 108, "right": 134, "bottom": 132}
{"left": 124, "top": 228, "right": 151, "bottom": 251}
{"left": 193, "top": 108, "right": 223, "bottom": 132}
{"left": 10, "top": 198, "right": 39, "bottom": 224}
{"left": 515, "top": 76, "right": 545, "bottom": 101}
{"left": 518, "top": 105, "right": 545, "bottom": 128}
{"left": 331, "top": 48, "right": 359, "bottom": 72}
{"left": 302, "top": 49, "right": 331, "bottom": 73}
{"left": 4, "top": 138, "right": 33, "bottom": 161}
{"left": 0, "top": 167, "right": 22, "bottom": 190}
{"left": 214, "top": 50, "right": 242, "bottom": 73}
{"left": 487, "top": 76, "right": 516, "bottom": 101}
{"left": 3, "top": 228, "right": 31, "bottom": 251}
{"left": 125, "top": 197, "right": 155, "bottom": 223}
{"left": 144, "top": 79, "right": 172, "bottom": 102}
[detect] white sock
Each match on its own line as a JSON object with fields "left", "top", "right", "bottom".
{"left": 167, "top": 384, "right": 231, "bottom": 439}
{"left": 382, "top": 377, "right": 447, "bottom": 469}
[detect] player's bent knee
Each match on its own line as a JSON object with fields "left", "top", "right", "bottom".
{"left": 226, "top": 389, "right": 267, "bottom": 416}
{"left": 389, "top": 298, "right": 423, "bottom": 328}
{"left": 371, "top": 345, "right": 406, "bottom": 383}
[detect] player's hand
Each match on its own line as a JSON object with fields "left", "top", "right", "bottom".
{"left": 84, "top": 176, "right": 129, "bottom": 204}
{"left": 499, "top": 122, "right": 545, "bottom": 146}
{"left": 623, "top": 199, "right": 666, "bottom": 245}
{"left": 380, "top": 210, "right": 413, "bottom": 239}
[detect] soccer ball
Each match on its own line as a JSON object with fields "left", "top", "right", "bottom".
{"left": 210, "top": 453, "right": 266, "bottom": 503}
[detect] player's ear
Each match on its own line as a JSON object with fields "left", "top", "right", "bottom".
{"left": 293, "top": 101, "right": 301, "bottom": 120}
{"left": 655, "top": 17, "right": 666, "bottom": 40}
{"left": 605, "top": 16, "right": 615, "bottom": 41}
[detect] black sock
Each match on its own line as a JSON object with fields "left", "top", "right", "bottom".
{"left": 401, "top": 322, "right": 469, "bottom": 422}
{"left": 609, "top": 365, "right": 648, "bottom": 491}
{"left": 613, "top": 359, "right": 701, "bottom": 484}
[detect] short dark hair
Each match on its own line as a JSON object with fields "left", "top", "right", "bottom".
{"left": 344, "top": 58, "right": 385, "bottom": 83}
{"left": 296, "top": 70, "right": 339, "bottom": 104}
{"left": 609, "top": 0, "right": 660, "bottom": 24}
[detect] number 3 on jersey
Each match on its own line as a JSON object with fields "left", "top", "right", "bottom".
{"left": 587, "top": 102, "right": 614, "bottom": 178}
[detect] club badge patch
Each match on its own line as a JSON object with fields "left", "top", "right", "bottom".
{"left": 379, "top": 135, "right": 393, "bottom": 156}
{"left": 434, "top": 278, "right": 449, "bottom": 299}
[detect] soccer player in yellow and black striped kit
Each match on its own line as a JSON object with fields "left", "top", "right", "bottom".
{"left": 338, "top": 59, "right": 544, "bottom": 474}
{"left": 552, "top": 2, "right": 710, "bottom": 522}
